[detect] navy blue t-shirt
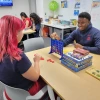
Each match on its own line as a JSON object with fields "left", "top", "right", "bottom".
{"left": 0, "top": 53, "right": 33, "bottom": 90}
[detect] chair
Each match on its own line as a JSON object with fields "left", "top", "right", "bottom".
{"left": 47, "top": 85, "right": 61, "bottom": 100}
{"left": 0, "top": 81, "right": 47, "bottom": 100}
{"left": 23, "top": 37, "right": 44, "bottom": 52}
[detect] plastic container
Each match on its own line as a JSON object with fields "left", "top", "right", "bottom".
{"left": 61, "top": 52, "right": 93, "bottom": 72}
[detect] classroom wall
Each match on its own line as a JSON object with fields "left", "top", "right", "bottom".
{"left": 55, "top": 0, "right": 77, "bottom": 20}
{"left": 36, "top": 0, "right": 44, "bottom": 18}
{"left": 43, "top": 0, "right": 100, "bottom": 29}
{"left": 43, "top": 0, "right": 91, "bottom": 20}
{"left": 0, "top": 0, "right": 30, "bottom": 18}
{"left": 43, "top": 0, "right": 79, "bottom": 21}
{"left": 43, "top": 0, "right": 53, "bottom": 18}
{"left": 29, "top": 0, "right": 36, "bottom": 14}
{"left": 36, "top": 0, "right": 52, "bottom": 19}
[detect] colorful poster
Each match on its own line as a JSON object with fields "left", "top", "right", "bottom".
{"left": 74, "top": 10, "right": 79, "bottom": 16}
{"left": 74, "top": 0, "right": 80, "bottom": 9}
{"left": 92, "top": 0, "right": 100, "bottom": 8}
{"left": 61, "top": 0, "right": 67, "bottom": 8}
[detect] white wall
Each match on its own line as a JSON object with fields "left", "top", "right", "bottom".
{"left": 43, "top": 0, "right": 53, "bottom": 18}
{"left": 43, "top": 0, "right": 92, "bottom": 20}
{"left": 55, "top": 0, "right": 77, "bottom": 20}
{"left": 36, "top": 0, "right": 44, "bottom": 18}
{"left": 0, "top": 0, "right": 30, "bottom": 18}
{"left": 43, "top": 0, "right": 100, "bottom": 29}
{"left": 29, "top": 0, "right": 36, "bottom": 14}
{"left": 36, "top": 0, "right": 52, "bottom": 19}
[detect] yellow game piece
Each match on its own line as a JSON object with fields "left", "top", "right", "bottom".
{"left": 63, "top": 49, "right": 71, "bottom": 54}
{"left": 63, "top": 49, "right": 68, "bottom": 54}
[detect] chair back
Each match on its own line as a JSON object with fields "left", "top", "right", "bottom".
{"left": 23, "top": 37, "right": 44, "bottom": 52}
{"left": 5, "top": 85, "right": 30, "bottom": 100}
{"left": 0, "top": 81, "right": 30, "bottom": 100}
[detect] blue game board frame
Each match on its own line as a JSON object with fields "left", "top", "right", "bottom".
{"left": 49, "top": 39, "right": 64, "bottom": 59}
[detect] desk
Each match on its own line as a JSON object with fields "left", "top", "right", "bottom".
{"left": 26, "top": 45, "right": 100, "bottom": 100}
{"left": 22, "top": 29, "right": 35, "bottom": 39}
{"left": 41, "top": 22, "right": 76, "bottom": 39}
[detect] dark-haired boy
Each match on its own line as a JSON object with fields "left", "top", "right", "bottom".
{"left": 51, "top": 12, "right": 100, "bottom": 54}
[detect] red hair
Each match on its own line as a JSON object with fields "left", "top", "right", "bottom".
{"left": 0, "top": 15, "right": 25, "bottom": 61}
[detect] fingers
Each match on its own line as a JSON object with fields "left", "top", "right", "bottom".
{"left": 50, "top": 32, "right": 60, "bottom": 40}
{"left": 74, "top": 43, "right": 78, "bottom": 48}
{"left": 34, "top": 54, "right": 41, "bottom": 62}
{"left": 55, "top": 35, "right": 60, "bottom": 40}
{"left": 34, "top": 54, "right": 41, "bottom": 58}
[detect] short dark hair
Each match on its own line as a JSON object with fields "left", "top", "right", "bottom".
{"left": 78, "top": 12, "right": 91, "bottom": 21}
{"left": 20, "top": 12, "right": 28, "bottom": 18}
{"left": 30, "top": 13, "right": 41, "bottom": 25}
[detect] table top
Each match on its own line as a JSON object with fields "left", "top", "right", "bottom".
{"left": 26, "top": 45, "right": 100, "bottom": 100}
{"left": 41, "top": 22, "right": 76, "bottom": 29}
{"left": 22, "top": 29, "right": 35, "bottom": 35}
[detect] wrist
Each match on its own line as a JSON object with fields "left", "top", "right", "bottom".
{"left": 34, "top": 61, "right": 40, "bottom": 63}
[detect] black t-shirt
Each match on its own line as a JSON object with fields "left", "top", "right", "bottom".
{"left": 0, "top": 53, "right": 33, "bottom": 90}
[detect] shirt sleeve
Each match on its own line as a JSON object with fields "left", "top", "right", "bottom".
{"left": 16, "top": 53, "right": 32, "bottom": 74}
{"left": 63, "top": 30, "right": 76, "bottom": 47}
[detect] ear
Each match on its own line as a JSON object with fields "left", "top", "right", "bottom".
{"left": 88, "top": 20, "right": 90, "bottom": 24}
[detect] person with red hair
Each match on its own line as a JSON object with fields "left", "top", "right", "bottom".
{"left": 0, "top": 15, "right": 45, "bottom": 100}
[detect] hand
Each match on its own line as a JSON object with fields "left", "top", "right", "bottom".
{"left": 50, "top": 32, "right": 60, "bottom": 40}
{"left": 34, "top": 54, "right": 41, "bottom": 63}
{"left": 74, "top": 43, "right": 83, "bottom": 49}
{"left": 50, "top": 32, "right": 56, "bottom": 39}
{"left": 55, "top": 35, "right": 60, "bottom": 40}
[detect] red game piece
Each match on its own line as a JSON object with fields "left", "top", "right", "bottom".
{"left": 51, "top": 61, "right": 54, "bottom": 63}
{"left": 41, "top": 57, "right": 44, "bottom": 60}
{"left": 49, "top": 59, "right": 52, "bottom": 61}
{"left": 47, "top": 59, "right": 54, "bottom": 63}
{"left": 47, "top": 59, "right": 51, "bottom": 62}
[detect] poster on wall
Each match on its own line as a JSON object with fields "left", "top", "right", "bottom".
{"left": 74, "top": 10, "right": 79, "bottom": 16}
{"left": 74, "top": 0, "right": 80, "bottom": 9}
{"left": 92, "top": 0, "right": 100, "bottom": 8}
{"left": 61, "top": 0, "right": 68, "bottom": 8}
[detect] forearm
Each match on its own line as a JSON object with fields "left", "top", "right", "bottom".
{"left": 62, "top": 38, "right": 73, "bottom": 47}
{"left": 83, "top": 46, "right": 100, "bottom": 54}
{"left": 62, "top": 31, "right": 76, "bottom": 47}
{"left": 34, "top": 62, "right": 40, "bottom": 75}
{"left": 32, "top": 26, "right": 36, "bottom": 31}
{"left": 25, "top": 20, "right": 29, "bottom": 28}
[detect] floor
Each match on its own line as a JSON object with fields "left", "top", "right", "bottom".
{"left": 0, "top": 37, "right": 51, "bottom": 100}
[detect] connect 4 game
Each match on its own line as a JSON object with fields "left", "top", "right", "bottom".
{"left": 49, "top": 39, "right": 63, "bottom": 57}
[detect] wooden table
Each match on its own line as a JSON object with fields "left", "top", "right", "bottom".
{"left": 22, "top": 29, "right": 35, "bottom": 39}
{"left": 26, "top": 45, "right": 100, "bottom": 100}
